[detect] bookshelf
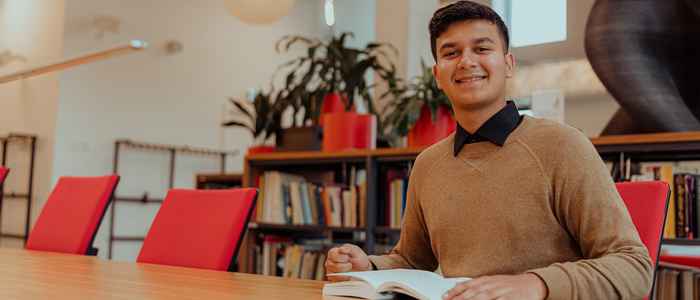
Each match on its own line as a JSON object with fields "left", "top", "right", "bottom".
{"left": 196, "top": 173, "right": 242, "bottom": 189}
{"left": 593, "top": 132, "right": 700, "bottom": 246}
{"left": 241, "top": 131, "right": 700, "bottom": 277}
{"left": 0, "top": 133, "right": 37, "bottom": 244}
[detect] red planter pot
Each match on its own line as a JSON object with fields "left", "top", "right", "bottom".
{"left": 247, "top": 145, "right": 275, "bottom": 155}
{"left": 319, "top": 93, "right": 347, "bottom": 126}
{"left": 322, "top": 112, "right": 376, "bottom": 152}
{"left": 407, "top": 105, "right": 456, "bottom": 147}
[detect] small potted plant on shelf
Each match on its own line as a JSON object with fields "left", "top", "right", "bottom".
{"left": 275, "top": 32, "right": 400, "bottom": 152}
{"left": 384, "top": 60, "right": 456, "bottom": 147}
{"left": 222, "top": 89, "right": 284, "bottom": 155}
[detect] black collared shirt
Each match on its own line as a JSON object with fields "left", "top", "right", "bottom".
{"left": 453, "top": 101, "right": 523, "bottom": 156}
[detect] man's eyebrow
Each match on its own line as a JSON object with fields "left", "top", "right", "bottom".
{"left": 439, "top": 42, "right": 457, "bottom": 52}
{"left": 439, "top": 37, "right": 496, "bottom": 51}
{"left": 473, "top": 37, "right": 496, "bottom": 44}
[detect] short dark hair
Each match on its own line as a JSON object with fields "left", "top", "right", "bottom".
{"left": 429, "top": 1, "right": 510, "bottom": 61}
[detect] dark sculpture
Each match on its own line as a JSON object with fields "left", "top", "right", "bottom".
{"left": 585, "top": 0, "right": 700, "bottom": 135}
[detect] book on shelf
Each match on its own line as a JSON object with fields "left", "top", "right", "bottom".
{"left": 381, "top": 169, "right": 408, "bottom": 229}
{"left": 254, "top": 236, "right": 328, "bottom": 280}
{"left": 655, "top": 261, "right": 700, "bottom": 300}
{"left": 626, "top": 162, "right": 700, "bottom": 240}
{"left": 256, "top": 170, "right": 366, "bottom": 228}
{"left": 323, "top": 269, "right": 470, "bottom": 300}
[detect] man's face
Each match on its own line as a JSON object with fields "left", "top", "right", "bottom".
{"left": 433, "top": 20, "right": 514, "bottom": 111}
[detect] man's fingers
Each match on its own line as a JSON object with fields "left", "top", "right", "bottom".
{"left": 329, "top": 247, "right": 343, "bottom": 257}
{"left": 333, "top": 254, "right": 350, "bottom": 263}
{"left": 444, "top": 281, "right": 470, "bottom": 299}
{"left": 325, "top": 261, "right": 352, "bottom": 273}
{"left": 461, "top": 284, "right": 511, "bottom": 300}
{"left": 326, "top": 244, "right": 369, "bottom": 273}
{"left": 328, "top": 247, "right": 351, "bottom": 262}
{"left": 443, "top": 277, "right": 491, "bottom": 299}
{"left": 341, "top": 244, "right": 364, "bottom": 256}
{"left": 327, "top": 275, "right": 351, "bottom": 282}
{"left": 339, "top": 244, "right": 355, "bottom": 255}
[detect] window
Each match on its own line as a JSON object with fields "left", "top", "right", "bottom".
{"left": 492, "top": 0, "right": 567, "bottom": 48}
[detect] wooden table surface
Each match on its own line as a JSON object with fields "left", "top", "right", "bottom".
{"left": 0, "top": 248, "right": 348, "bottom": 300}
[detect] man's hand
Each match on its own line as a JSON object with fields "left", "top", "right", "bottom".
{"left": 324, "top": 244, "right": 371, "bottom": 281}
{"left": 442, "top": 273, "right": 547, "bottom": 300}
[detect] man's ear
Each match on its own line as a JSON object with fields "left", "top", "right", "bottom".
{"left": 432, "top": 65, "right": 443, "bottom": 90}
{"left": 505, "top": 52, "right": 515, "bottom": 78}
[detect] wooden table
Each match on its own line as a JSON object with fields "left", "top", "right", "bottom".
{"left": 0, "top": 248, "right": 347, "bottom": 299}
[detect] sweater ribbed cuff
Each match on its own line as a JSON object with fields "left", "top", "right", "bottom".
{"left": 528, "top": 265, "right": 571, "bottom": 300}
{"left": 367, "top": 255, "right": 392, "bottom": 270}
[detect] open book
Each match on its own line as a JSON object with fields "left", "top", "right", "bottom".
{"left": 323, "top": 269, "right": 470, "bottom": 300}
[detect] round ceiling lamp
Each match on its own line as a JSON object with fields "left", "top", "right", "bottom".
{"left": 224, "top": 0, "right": 296, "bottom": 25}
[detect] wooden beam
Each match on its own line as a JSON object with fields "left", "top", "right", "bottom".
{"left": 0, "top": 40, "right": 147, "bottom": 84}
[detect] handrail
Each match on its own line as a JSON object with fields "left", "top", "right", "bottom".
{"left": 0, "top": 40, "right": 147, "bottom": 84}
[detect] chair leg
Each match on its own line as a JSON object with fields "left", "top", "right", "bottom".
{"left": 87, "top": 247, "right": 99, "bottom": 256}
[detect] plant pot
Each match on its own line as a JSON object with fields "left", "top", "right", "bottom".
{"left": 407, "top": 105, "right": 456, "bottom": 147}
{"left": 319, "top": 93, "right": 347, "bottom": 126}
{"left": 353, "top": 114, "right": 376, "bottom": 149}
{"left": 276, "top": 126, "right": 322, "bottom": 151}
{"left": 247, "top": 145, "right": 276, "bottom": 155}
{"left": 322, "top": 112, "right": 376, "bottom": 152}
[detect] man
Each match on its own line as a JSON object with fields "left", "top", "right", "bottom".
{"left": 325, "top": 1, "right": 652, "bottom": 299}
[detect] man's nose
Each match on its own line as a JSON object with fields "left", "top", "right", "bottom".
{"left": 457, "top": 52, "right": 478, "bottom": 69}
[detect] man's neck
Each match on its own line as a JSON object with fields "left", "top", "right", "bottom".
{"left": 454, "top": 100, "right": 507, "bottom": 133}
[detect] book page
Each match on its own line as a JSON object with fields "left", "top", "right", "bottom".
{"left": 327, "top": 269, "right": 470, "bottom": 300}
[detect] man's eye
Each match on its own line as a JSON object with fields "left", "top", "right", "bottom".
{"left": 476, "top": 47, "right": 491, "bottom": 53}
{"left": 443, "top": 51, "right": 457, "bottom": 58}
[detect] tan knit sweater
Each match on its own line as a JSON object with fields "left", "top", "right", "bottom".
{"left": 369, "top": 116, "right": 652, "bottom": 300}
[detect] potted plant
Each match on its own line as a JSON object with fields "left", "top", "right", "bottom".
{"left": 222, "top": 89, "right": 284, "bottom": 154}
{"left": 275, "top": 32, "right": 399, "bottom": 152}
{"left": 384, "top": 60, "right": 456, "bottom": 147}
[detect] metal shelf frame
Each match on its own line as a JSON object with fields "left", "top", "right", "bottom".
{"left": 107, "top": 139, "right": 238, "bottom": 259}
{"left": 0, "top": 133, "right": 36, "bottom": 244}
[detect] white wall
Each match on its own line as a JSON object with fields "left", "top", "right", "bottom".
{"left": 333, "top": 0, "right": 375, "bottom": 49}
{"left": 333, "top": 0, "right": 376, "bottom": 112}
{"left": 0, "top": 0, "right": 65, "bottom": 248}
{"left": 56, "top": 0, "right": 326, "bottom": 260}
{"left": 406, "top": 0, "right": 438, "bottom": 78}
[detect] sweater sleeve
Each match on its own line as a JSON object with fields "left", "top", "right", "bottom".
{"left": 368, "top": 158, "right": 438, "bottom": 271}
{"left": 528, "top": 130, "right": 653, "bottom": 300}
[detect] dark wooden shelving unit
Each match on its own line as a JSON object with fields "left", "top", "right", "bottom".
{"left": 196, "top": 173, "right": 242, "bottom": 189}
{"left": 662, "top": 239, "right": 700, "bottom": 246}
{"left": 250, "top": 222, "right": 367, "bottom": 234}
{"left": 241, "top": 132, "right": 700, "bottom": 275}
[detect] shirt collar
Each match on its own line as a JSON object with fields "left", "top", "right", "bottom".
{"left": 453, "top": 101, "right": 522, "bottom": 156}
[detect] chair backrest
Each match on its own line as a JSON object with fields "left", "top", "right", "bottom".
{"left": 615, "top": 181, "right": 670, "bottom": 299}
{"left": 137, "top": 188, "right": 257, "bottom": 271}
{"left": 616, "top": 181, "right": 670, "bottom": 266}
{"left": 26, "top": 175, "right": 120, "bottom": 254}
{"left": 0, "top": 167, "right": 9, "bottom": 185}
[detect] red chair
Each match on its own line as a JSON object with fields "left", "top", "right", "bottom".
{"left": 137, "top": 188, "right": 257, "bottom": 271}
{"left": 659, "top": 254, "right": 700, "bottom": 269}
{"left": 0, "top": 167, "right": 8, "bottom": 185}
{"left": 26, "top": 175, "right": 120, "bottom": 255}
{"left": 0, "top": 167, "right": 8, "bottom": 215}
{"left": 615, "top": 181, "right": 670, "bottom": 299}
